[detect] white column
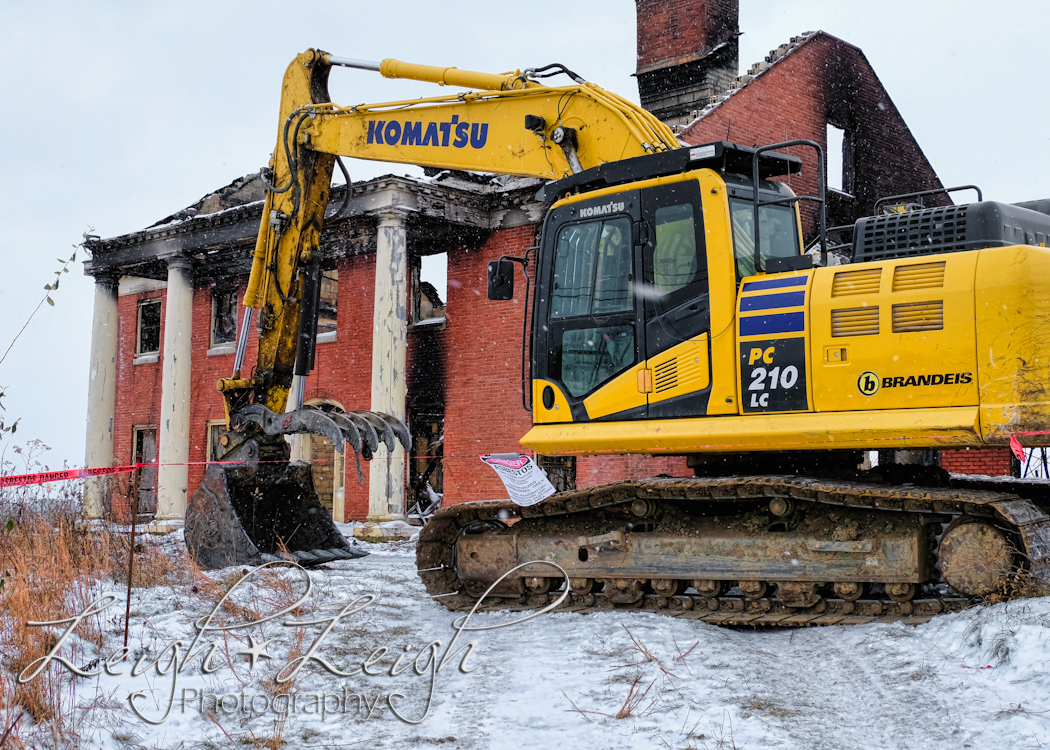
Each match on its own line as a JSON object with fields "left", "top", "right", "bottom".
{"left": 156, "top": 257, "right": 193, "bottom": 521}
{"left": 83, "top": 273, "right": 119, "bottom": 518}
{"left": 286, "top": 375, "right": 309, "bottom": 462}
{"left": 368, "top": 210, "right": 408, "bottom": 521}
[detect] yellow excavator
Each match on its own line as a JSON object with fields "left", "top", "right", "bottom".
{"left": 187, "top": 49, "right": 1050, "bottom": 626}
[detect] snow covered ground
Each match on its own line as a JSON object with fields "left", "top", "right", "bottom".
{"left": 7, "top": 531, "right": 1050, "bottom": 749}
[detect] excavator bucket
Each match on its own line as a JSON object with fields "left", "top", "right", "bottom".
{"left": 185, "top": 405, "right": 411, "bottom": 569}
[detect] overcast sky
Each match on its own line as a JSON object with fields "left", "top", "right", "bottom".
{"left": 0, "top": 1, "right": 1046, "bottom": 467}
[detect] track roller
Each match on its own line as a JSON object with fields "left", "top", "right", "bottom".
{"left": 833, "top": 581, "right": 866, "bottom": 602}
{"left": 739, "top": 580, "right": 769, "bottom": 600}
{"left": 886, "top": 582, "right": 917, "bottom": 603}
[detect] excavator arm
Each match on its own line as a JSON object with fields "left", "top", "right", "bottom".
{"left": 187, "top": 49, "right": 677, "bottom": 568}
{"left": 219, "top": 48, "right": 676, "bottom": 442}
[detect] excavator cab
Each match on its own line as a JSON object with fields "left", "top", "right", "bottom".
{"left": 523, "top": 140, "right": 819, "bottom": 428}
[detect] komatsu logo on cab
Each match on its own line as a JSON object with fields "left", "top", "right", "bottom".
{"left": 366, "top": 115, "right": 489, "bottom": 149}
{"left": 579, "top": 202, "right": 625, "bottom": 218}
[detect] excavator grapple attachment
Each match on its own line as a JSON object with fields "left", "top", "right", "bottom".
{"left": 185, "top": 406, "right": 411, "bottom": 569}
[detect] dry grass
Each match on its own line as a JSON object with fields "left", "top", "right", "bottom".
{"left": 0, "top": 506, "right": 119, "bottom": 731}
{"left": 0, "top": 466, "right": 201, "bottom": 748}
{"left": 986, "top": 568, "right": 1050, "bottom": 604}
{"left": 109, "top": 541, "right": 179, "bottom": 589}
{"left": 622, "top": 625, "right": 657, "bottom": 663}
{"left": 614, "top": 675, "right": 656, "bottom": 719}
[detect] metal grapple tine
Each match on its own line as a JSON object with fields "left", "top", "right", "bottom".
{"left": 374, "top": 413, "right": 412, "bottom": 452}
{"left": 327, "top": 412, "right": 363, "bottom": 455}
{"left": 358, "top": 412, "right": 396, "bottom": 453}
{"left": 342, "top": 412, "right": 380, "bottom": 457}
{"left": 232, "top": 404, "right": 346, "bottom": 450}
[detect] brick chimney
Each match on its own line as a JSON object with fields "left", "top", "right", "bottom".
{"left": 636, "top": 0, "right": 739, "bottom": 129}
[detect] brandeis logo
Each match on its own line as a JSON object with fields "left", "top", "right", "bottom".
{"left": 857, "top": 371, "right": 880, "bottom": 396}
{"left": 857, "top": 370, "right": 974, "bottom": 396}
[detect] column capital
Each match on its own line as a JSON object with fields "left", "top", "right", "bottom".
{"left": 90, "top": 270, "right": 120, "bottom": 289}
{"left": 161, "top": 254, "right": 193, "bottom": 271}
{"left": 372, "top": 207, "right": 411, "bottom": 228}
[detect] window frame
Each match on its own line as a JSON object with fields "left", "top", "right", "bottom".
{"left": 131, "top": 424, "right": 158, "bottom": 516}
{"left": 210, "top": 287, "right": 238, "bottom": 348}
{"left": 728, "top": 196, "right": 803, "bottom": 280}
{"left": 136, "top": 298, "right": 161, "bottom": 356}
{"left": 316, "top": 267, "right": 339, "bottom": 339}
{"left": 205, "top": 419, "right": 227, "bottom": 462}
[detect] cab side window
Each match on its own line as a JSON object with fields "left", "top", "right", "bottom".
{"left": 729, "top": 199, "right": 800, "bottom": 278}
{"left": 651, "top": 202, "right": 704, "bottom": 310}
{"left": 551, "top": 218, "right": 633, "bottom": 317}
{"left": 549, "top": 216, "right": 636, "bottom": 397}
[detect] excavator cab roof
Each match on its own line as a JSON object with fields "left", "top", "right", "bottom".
{"left": 535, "top": 140, "right": 803, "bottom": 202}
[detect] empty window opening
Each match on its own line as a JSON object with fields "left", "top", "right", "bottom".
{"left": 415, "top": 253, "right": 447, "bottom": 324}
{"left": 826, "top": 122, "right": 854, "bottom": 195}
{"left": 318, "top": 269, "right": 338, "bottom": 336}
{"left": 409, "top": 415, "right": 444, "bottom": 520}
{"left": 132, "top": 426, "right": 157, "bottom": 516}
{"left": 137, "top": 299, "right": 161, "bottom": 355}
{"left": 211, "top": 288, "right": 238, "bottom": 346}
{"left": 206, "top": 419, "right": 227, "bottom": 462}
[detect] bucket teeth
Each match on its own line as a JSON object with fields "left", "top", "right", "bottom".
{"left": 306, "top": 549, "right": 336, "bottom": 564}
{"left": 231, "top": 403, "right": 410, "bottom": 460}
{"left": 359, "top": 412, "right": 397, "bottom": 453}
{"left": 341, "top": 412, "right": 381, "bottom": 458}
{"left": 327, "top": 412, "right": 363, "bottom": 454}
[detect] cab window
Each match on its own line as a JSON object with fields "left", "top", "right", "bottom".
{"left": 550, "top": 217, "right": 633, "bottom": 317}
{"left": 729, "top": 198, "right": 800, "bottom": 278}
{"left": 559, "top": 325, "right": 634, "bottom": 398}
{"left": 549, "top": 216, "right": 636, "bottom": 397}
{"left": 653, "top": 203, "right": 699, "bottom": 294}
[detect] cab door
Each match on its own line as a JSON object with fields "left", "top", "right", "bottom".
{"left": 641, "top": 180, "right": 713, "bottom": 418}
{"left": 534, "top": 191, "right": 648, "bottom": 422}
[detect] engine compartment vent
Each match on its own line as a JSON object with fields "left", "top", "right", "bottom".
{"left": 892, "top": 301, "right": 944, "bottom": 333}
{"left": 892, "top": 262, "right": 946, "bottom": 291}
{"left": 831, "top": 307, "right": 879, "bottom": 337}
{"left": 852, "top": 201, "right": 1050, "bottom": 263}
{"left": 653, "top": 359, "right": 678, "bottom": 393}
{"left": 855, "top": 206, "right": 968, "bottom": 262}
{"left": 832, "top": 268, "right": 882, "bottom": 297}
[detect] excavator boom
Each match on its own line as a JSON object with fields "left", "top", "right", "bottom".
{"left": 187, "top": 49, "right": 679, "bottom": 568}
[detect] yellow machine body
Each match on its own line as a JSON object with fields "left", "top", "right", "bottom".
{"left": 522, "top": 168, "right": 1050, "bottom": 457}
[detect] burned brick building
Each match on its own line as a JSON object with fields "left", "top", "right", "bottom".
{"left": 81, "top": 0, "right": 1011, "bottom": 529}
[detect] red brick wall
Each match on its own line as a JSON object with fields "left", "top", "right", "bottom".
{"left": 186, "top": 278, "right": 257, "bottom": 500}
{"left": 184, "top": 256, "right": 379, "bottom": 522}
{"left": 636, "top": 0, "right": 738, "bottom": 70}
{"left": 112, "top": 288, "right": 166, "bottom": 516}
{"left": 679, "top": 33, "right": 946, "bottom": 237}
{"left": 112, "top": 255, "right": 380, "bottom": 522}
{"left": 302, "top": 254, "right": 376, "bottom": 521}
{"left": 442, "top": 225, "right": 538, "bottom": 505}
{"left": 940, "top": 448, "right": 1013, "bottom": 477}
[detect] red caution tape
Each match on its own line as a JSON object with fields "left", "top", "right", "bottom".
{"left": 0, "top": 464, "right": 140, "bottom": 489}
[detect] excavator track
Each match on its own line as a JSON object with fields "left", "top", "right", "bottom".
{"left": 416, "top": 474, "right": 1050, "bottom": 627}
